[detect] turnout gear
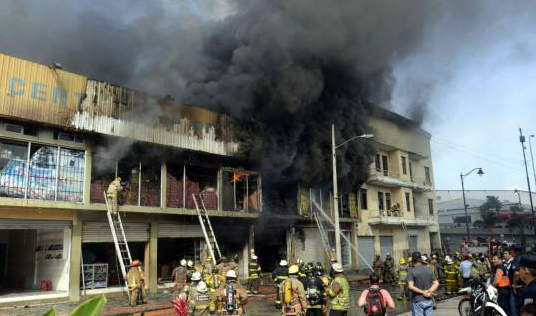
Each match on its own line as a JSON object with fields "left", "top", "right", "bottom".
{"left": 213, "top": 274, "right": 247, "bottom": 316}
{"left": 248, "top": 257, "right": 261, "bottom": 294}
{"left": 273, "top": 262, "right": 290, "bottom": 308}
{"left": 373, "top": 256, "right": 383, "bottom": 283}
{"left": 126, "top": 261, "right": 147, "bottom": 306}
{"left": 280, "top": 273, "right": 308, "bottom": 316}
{"left": 383, "top": 254, "right": 395, "bottom": 284}
{"left": 328, "top": 274, "right": 350, "bottom": 312}
{"left": 396, "top": 263, "right": 409, "bottom": 301}
{"left": 107, "top": 177, "right": 123, "bottom": 215}
{"left": 173, "top": 261, "right": 189, "bottom": 292}
{"left": 302, "top": 272, "right": 324, "bottom": 315}
{"left": 444, "top": 261, "right": 459, "bottom": 295}
{"left": 188, "top": 281, "right": 215, "bottom": 316}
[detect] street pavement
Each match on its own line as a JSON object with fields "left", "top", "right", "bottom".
{"left": 396, "top": 297, "right": 461, "bottom": 316}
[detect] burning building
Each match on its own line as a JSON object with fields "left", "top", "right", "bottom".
{"left": 0, "top": 52, "right": 439, "bottom": 305}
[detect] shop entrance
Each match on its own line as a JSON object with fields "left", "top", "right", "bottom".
{"left": 0, "top": 220, "right": 71, "bottom": 302}
{"left": 157, "top": 238, "right": 201, "bottom": 282}
{"left": 255, "top": 226, "right": 287, "bottom": 272}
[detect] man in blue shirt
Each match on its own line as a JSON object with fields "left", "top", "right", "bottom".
{"left": 459, "top": 254, "right": 473, "bottom": 288}
{"left": 519, "top": 254, "right": 536, "bottom": 312}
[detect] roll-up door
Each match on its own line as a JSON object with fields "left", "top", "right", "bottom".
{"left": 0, "top": 219, "right": 71, "bottom": 230}
{"left": 294, "top": 228, "right": 323, "bottom": 264}
{"left": 379, "top": 236, "right": 393, "bottom": 256}
{"left": 358, "top": 236, "right": 375, "bottom": 272}
{"left": 82, "top": 222, "right": 149, "bottom": 243}
{"left": 409, "top": 235, "right": 418, "bottom": 253}
{"left": 158, "top": 223, "right": 204, "bottom": 238}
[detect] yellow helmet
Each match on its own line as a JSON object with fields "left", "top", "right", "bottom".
{"left": 116, "top": 176, "right": 121, "bottom": 181}
{"left": 399, "top": 258, "right": 406, "bottom": 264}
{"left": 408, "top": 257, "right": 413, "bottom": 262}
{"left": 289, "top": 265, "right": 299, "bottom": 275}
{"left": 206, "top": 256, "right": 212, "bottom": 263}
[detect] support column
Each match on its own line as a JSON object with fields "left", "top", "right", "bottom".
{"left": 149, "top": 222, "right": 158, "bottom": 293}
{"left": 161, "top": 162, "right": 167, "bottom": 208}
{"left": 69, "top": 211, "right": 82, "bottom": 302}
{"left": 351, "top": 222, "right": 359, "bottom": 270}
{"left": 83, "top": 144, "right": 92, "bottom": 205}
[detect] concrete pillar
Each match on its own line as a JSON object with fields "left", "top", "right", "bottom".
{"left": 149, "top": 222, "right": 158, "bottom": 293}
{"left": 83, "top": 144, "right": 92, "bottom": 205}
{"left": 217, "top": 169, "right": 223, "bottom": 212}
{"left": 69, "top": 211, "right": 81, "bottom": 302}
{"left": 161, "top": 162, "right": 167, "bottom": 208}
{"left": 351, "top": 222, "right": 359, "bottom": 270}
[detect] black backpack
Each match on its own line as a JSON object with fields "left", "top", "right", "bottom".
{"left": 364, "top": 287, "right": 386, "bottom": 316}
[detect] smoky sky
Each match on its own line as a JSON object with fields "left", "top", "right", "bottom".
{"left": 1, "top": 0, "right": 521, "bottom": 209}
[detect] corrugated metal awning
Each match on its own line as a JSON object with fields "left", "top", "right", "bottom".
{"left": 0, "top": 219, "right": 71, "bottom": 230}
{"left": 82, "top": 221, "right": 149, "bottom": 243}
{"left": 158, "top": 223, "right": 203, "bottom": 238}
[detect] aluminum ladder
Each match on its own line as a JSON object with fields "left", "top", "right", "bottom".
{"left": 401, "top": 220, "right": 412, "bottom": 253}
{"left": 311, "top": 201, "right": 332, "bottom": 260}
{"left": 104, "top": 192, "right": 132, "bottom": 298}
{"left": 193, "top": 193, "right": 222, "bottom": 263}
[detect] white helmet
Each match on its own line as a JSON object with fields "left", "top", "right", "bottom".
{"left": 251, "top": 255, "right": 258, "bottom": 260}
{"left": 297, "top": 258, "right": 303, "bottom": 264}
{"left": 226, "top": 270, "right": 237, "bottom": 279}
{"left": 196, "top": 281, "right": 208, "bottom": 293}
{"left": 446, "top": 259, "right": 453, "bottom": 265}
{"left": 187, "top": 260, "right": 193, "bottom": 268}
{"left": 445, "top": 256, "right": 451, "bottom": 261}
{"left": 180, "top": 259, "right": 187, "bottom": 266}
{"left": 191, "top": 271, "right": 202, "bottom": 281}
{"left": 280, "top": 260, "right": 288, "bottom": 266}
{"left": 332, "top": 263, "right": 344, "bottom": 273}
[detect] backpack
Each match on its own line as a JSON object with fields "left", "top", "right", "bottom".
{"left": 364, "top": 287, "right": 386, "bottom": 316}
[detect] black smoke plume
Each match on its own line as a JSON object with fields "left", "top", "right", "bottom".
{"left": 0, "top": 0, "right": 444, "bottom": 211}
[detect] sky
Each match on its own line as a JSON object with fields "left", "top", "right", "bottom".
{"left": 390, "top": 2, "right": 536, "bottom": 191}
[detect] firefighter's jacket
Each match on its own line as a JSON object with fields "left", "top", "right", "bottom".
{"left": 302, "top": 275, "right": 324, "bottom": 309}
{"left": 107, "top": 179, "right": 123, "bottom": 198}
{"left": 188, "top": 286, "right": 214, "bottom": 314}
{"left": 272, "top": 266, "right": 289, "bottom": 285}
{"left": 127, "top": 266, "right": 144, "bottom": 289}
{"left": 397, "top": 264, "right": 409, "bottom": 285}
{"left": 249, "top": 261, "right": 261, "bottom": 279}
{"left": 280, "top": 276, "right": 308, "bottom": 311}
{"left": 213, "top": 281, "right": 248, "bottom": 314}
{"left": 444, "top": 265, "right": 458, "bottom": 282}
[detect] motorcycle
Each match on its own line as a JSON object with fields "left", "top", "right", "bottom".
{"left": 458, "top": 279, "right": 507, "bottom": 316}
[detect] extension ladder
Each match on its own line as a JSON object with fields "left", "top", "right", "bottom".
{"left": 312, "top": 207, "right": 332, "bottom": 260}
{"left": 104, "top": 192, "right": 132, "bottom": 297}
{"left": 193, "top": 193, "right": 222, "bottom": 263}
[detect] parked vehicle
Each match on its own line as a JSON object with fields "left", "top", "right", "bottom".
{"left": 458, "top": 279, "right": 507, "bottom": 316}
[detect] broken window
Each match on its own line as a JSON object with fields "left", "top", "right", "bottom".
{"left": 222, "top": 170, "right": 260, "bottom": 212}
{"left": 166, "top": 162, "right": 185, "bottom": 208}
{"left": 166, "top": 163, "right": 217, "bottom": 210}
{"left": 90, "top": 156, "right": 116, "bottom": 203}
{"left": 140, "top": 162, "right": 160, "bottom": 207}
{"left": 117, "top": 157, "right": 140, "bottom": 206}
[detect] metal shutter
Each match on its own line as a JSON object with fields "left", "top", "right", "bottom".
{"left": 0, "top": 220, "right": 71, "bottom": 230}
{"left": 358, "top": 236, "right": 375, "bottom": 272}
{"left": 294, "top": 228, "right": 324, "bottom": 264}
{"left": 82, "top": 222, "right": 149, "bottom": 243}
{"left": 157, "top": 223, "right": 204, "bottom": 238}
{"left": 379, "top": 236, "right": 393, "bottom": 256}
{"left": 409, "top": 235, "right": 418, "bottom": 253}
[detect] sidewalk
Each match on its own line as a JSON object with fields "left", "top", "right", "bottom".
{"left": 396, "top": 297, "right": 460, "bottom": 316}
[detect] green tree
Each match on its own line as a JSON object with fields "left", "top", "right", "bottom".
{"left": 479, "top": 196, "right": 501, "bottom": 228}
{"left": 507, "top": 205, "right": 526, "bottom": 247}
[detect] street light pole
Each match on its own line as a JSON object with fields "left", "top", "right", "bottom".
{"left": 460, "top": 167, "right": 484, "bottom": 242}
{"left": 514, "top": 189, "right": 522, "bottom": 207}
{"left": 331, "top": 124, "right": 342, "bottom": 264}
{"left": 519, "top": 128, "right": 536, "bottom": 236}
{"left": 331, "top": 124, "right": 374, "bottom": 264}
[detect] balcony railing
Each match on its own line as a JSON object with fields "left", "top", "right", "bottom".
{"left": 368, "top": 167, "right": 433, "bottom": 191}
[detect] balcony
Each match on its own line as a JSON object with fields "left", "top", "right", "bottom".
{"left": 368, "top": 168, "right": 433, "bottom": 192}
{"left": 368, "top": 213, "right": 437, "bottom": 227}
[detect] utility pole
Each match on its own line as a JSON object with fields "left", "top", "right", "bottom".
{"left": 529, "top": 135, "right": 536, "bottom": 190}
{"left": 331, "top": 124, "right": 342, "bottom": 264}
{"left": 460, "top": 173, "right": 471, "bottom": 241}
{"left": 519, "top": 128, "right": 536, "bottom": 236}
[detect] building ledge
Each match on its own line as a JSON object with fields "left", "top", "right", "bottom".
{"left": 368, "top": 173, "right": 433, "bottom": 192}
{"left": 368, "top": 216, "right": 437, "bottom": 227}
{"left": 0, "top": 197, "right": 260, "bottom": 219}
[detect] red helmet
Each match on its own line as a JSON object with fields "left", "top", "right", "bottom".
{"left": 131, "top": 260, "right": 140, "bottom": 267}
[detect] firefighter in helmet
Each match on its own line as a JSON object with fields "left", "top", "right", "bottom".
{"left": 173, "top": 259, "right": 189, "bottom": 293}
{"left": 247, "top": 255, "right": 261, "bottom": 294}
{"left": 126, "top": 259, "right": 147, "bottom": 306}
{"left": 214, "top": 270, "right": 248, "bottom": 316}
{"left": 107, "top": 176, "right": 123, "bottom": 215}
{"left": 280, "top": 265, "right": 308, "bottom": 316}
{"left": 188, "top": 280, "right": 215, "bottom": 316}
{"left": 273, "top": 259, "right": 289, "bottom": 309}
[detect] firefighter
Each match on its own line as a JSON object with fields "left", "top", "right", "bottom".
{"left": 106, "top": 176, "right": 123, "bottom": 215}
{"left": 187, "top": 260, "right": 196, "bottom": 282}
{"left": 444, "top": 257, "right": 458, "bottom": 295}
{"left": 214, "top": 270, "right": 248, "bottom": 316}
{"left": 302, "top": 263, "right": 324, "bottom": 316}
{"left": 217, "top": 256, "right": 230, "bottom": 278}
{"left": 206, "top": 267, "right": 223, "bottom": 293}
{"left": 397, "top": 258, "right": 409, "bottom": 301}
{"left": 126, "top": 259, "right": 147, "bottom": 306}
{"left": 173, "top": 259, "right": 189, "bottom": 292}
{"left": 327, "top": 263, "right": 349, "bottom": 316}
{"left": 315, "top": 262, "right": 330, "bottom": 287}
{"left": 188, "top": 280, "right": 215, "bottom": 316}
{"left": 248, "top": 255, "right": 261, "bottom": 294}
{"left": 296, "top": 258, "right": 306, "bottom": 278}
{"left": 273, "top": 259, "right": 289, "bottom": 309}
{"left": 373, "top": 255, "right": 383, "bottom": 283}
{"left": 383, "top": 253, "right": 395, "bottom": 284}
{"left": 280, "top": 265, "right": 308, "bottom": 316}
{"left": 429, "top": 254, "right": 439, "bottom": 280}
{"left": 229, "top": 254, "right": 240, "bottom": 275}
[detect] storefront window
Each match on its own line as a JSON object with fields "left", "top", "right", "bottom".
{"left": 0, "top": 140, "right": 29, "bottom": 198}
{"left": 57, "top": 148, "right": 85, "bottom": 202}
